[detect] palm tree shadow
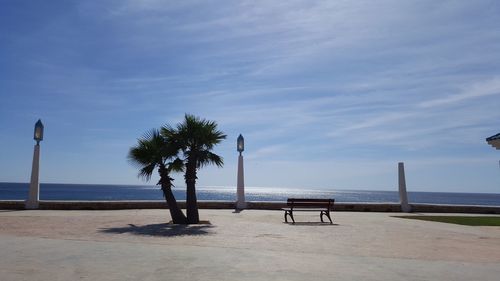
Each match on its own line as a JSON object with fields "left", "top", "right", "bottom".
{"left": 284, "top": 222, "right": 339, "bottom": 226}
{"left": 100, "top": 222, "right": 214, "bottom": 237}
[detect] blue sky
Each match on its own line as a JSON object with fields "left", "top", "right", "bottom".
{"left": 1, "top": 0, "right": 499, "bottom": 192}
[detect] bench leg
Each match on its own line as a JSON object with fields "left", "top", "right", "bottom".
{"left": 320, "top": 211, "right": 325, "bottom": 223}
{"left": 324, "top": 211, "right": 333, "bottom": 224}
{"left": 284, "top": 210, "right": 295, "bottom": 224}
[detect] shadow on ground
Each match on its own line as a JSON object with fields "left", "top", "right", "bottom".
{"left": 100, "top": 222, "right": 214, "bottom": 237}
{"left": 284, "top": 222, "right": 339, "bottom": 226}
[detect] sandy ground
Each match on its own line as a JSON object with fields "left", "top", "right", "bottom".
{"left": 1, "top": 209, "right": 500, "bottom": 280}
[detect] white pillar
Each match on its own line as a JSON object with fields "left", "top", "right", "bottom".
{"left": 236, "top": 153, "right": 246, "bottom": 209}
{"left": 26, "top": 144, "right": 40, "bottom": 209}
{"left": 398, "top": 162, "right": 411, "bottom": 212}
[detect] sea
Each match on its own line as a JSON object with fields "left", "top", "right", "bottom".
{"left": 1, "top": 182, "right": 500, "bottom": 206}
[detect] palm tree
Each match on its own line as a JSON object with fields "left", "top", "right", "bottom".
{"left": 128, "top": 128, "right": 188, "bottom": 224}
{"left": 172, "top": 114, "right": 226, "bottom": 224}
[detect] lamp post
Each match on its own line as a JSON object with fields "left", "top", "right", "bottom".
{"left": 26, "top": 119, "right": 44, "bottom": 209}
{"left": 398, "top": 162, "right": 411, "bottom": 213}
{"left": 236, "top": 134, "right": 246, "bottom": 209}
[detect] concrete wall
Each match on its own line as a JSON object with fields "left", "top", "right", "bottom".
{"left": 1, "top": 200, "right": 500, "bottom": 214}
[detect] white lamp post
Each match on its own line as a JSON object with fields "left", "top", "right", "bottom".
{"left": 398, "top": 162, "right": 411, "bottom": 213}
{"left": 26, "top": 119, "right": 43, "bottom": 209}
{"left": 236, "top": 134, "right": 246, "bottom": 209}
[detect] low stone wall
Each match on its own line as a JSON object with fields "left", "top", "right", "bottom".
{"left": 1, "top": 200, "right": 499, "bottom": 214}
{"left": 0, "top": 200, "right": 25, "bottom": 210}
{"left": 6, "top": 200, "right": 256, "bottom": 210}
{"left": 0, "top": 200, "right": 234, "bottom": 210}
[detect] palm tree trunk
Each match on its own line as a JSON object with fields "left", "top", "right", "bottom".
{"left": 159, "top": 165, "right": 187, "bottom": 224}
{"left": 185, "top": 160, "right": 200, "bottom": 224}
{"left": 161, "top": 182, "right": 188, "bottom": 224}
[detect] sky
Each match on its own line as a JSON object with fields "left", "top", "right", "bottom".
{"left": 1, "top": 0, "right": 500, "bottom": 193}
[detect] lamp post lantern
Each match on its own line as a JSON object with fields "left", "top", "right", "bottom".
{"left": 34, "top": 119, "right": 44, "bottom": 144}
{"left": 26, "top": 119, "right": 44, "bottom": 209}
{"left": 236, "top": 134, "right": 246, "bottom": 209}
{"left": 237, "top": 134, "right": 244, "bottom": 154}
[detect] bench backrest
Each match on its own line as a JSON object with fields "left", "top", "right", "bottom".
{"left": 287, "top": 198, "right": 334, "bottom": 210}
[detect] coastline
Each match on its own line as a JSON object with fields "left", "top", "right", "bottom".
{"left": 1, "top": 200, "right": 500, "bottom": 214}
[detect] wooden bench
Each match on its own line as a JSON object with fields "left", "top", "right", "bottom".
{"left": 283, "top": 198, "right": 334, "bottom": 224}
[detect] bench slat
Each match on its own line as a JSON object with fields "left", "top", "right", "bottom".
{"left": 283, "top": 208, "right": 326, "bottom": 211}
{"left": 289, "top": 202, "right": 330, "bottom": 206}
{"left": 287, "top": 198, "right": 333, "bottom": 202}
{"left": 286, "top": 199, "right": 334, "bottom": 209}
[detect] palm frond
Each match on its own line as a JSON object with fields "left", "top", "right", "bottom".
{"left": 138, "top": 163, "right": 156, "bottom": 181}
{"left": 196, "top": 151, "right": 224, "bottom": 168}
{"left": 167, "top": 158, "right": 185, "bottom": 173}
{"left": 128, "top": 129, "right": 162, "bottom": 165}
{"left": 160, "top": 124, "right": 177, "bottom": 139}
{"left": 177, "top": 114, "right": 227, "bottom": 152}
{"left": 128, "top": 127, "right": 183, "bottom": 182}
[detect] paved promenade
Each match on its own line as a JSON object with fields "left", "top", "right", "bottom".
{"left": 1, "top": 209, "right": 499, "bottom": 280}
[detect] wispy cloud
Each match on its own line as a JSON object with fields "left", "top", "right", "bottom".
{"left": 419, "top": 77, "right": 500, "bottom": 108}
{"left": 246, "top": 145, "right": 287, "bottom": 160}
